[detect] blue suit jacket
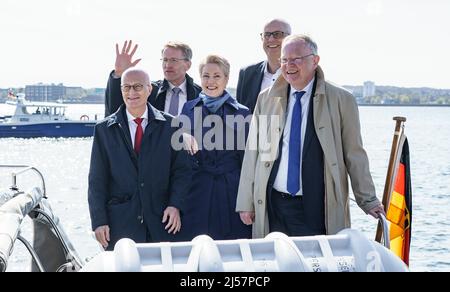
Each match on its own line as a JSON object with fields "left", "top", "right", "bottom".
{"left": 236, "top": 61, "right": 265, "bottom": 113}
{"left": 88, "top": 103, "right": 192, "bottom": 247}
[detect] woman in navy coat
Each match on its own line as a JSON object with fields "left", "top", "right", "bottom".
{"left": 179, "top": 55, "right": 251, "bottom": 240}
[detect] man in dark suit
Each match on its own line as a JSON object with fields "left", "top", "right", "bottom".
{"left": 105, "top": 40, "right": 202, "bottom": 117}
{"left": 236, "top": 19, "right": 291, "bottom": 113}
{"left": 89, "top": 68, "right": 191, "bottom": 250}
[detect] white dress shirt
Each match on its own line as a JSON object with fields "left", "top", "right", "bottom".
{"left": 260, "top": 63, "right": 282, "bottom": 93}
{"left": 164, "top": 80, "right": 188, "bottom": 116}
{"left": 273, "top": 78, "right": 315, "bottom": 196}
{"left": 126, "top": 108, "right": 149, "bottom": 149}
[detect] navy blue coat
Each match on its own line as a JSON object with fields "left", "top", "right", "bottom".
{"left": 178, "top": 96, "right": 252, "bottom": 240}
{"left": 236, "top": 61, "right": 265, "bottom": 113}
{"left": 88, "top": 103, "right": 191, "bottom": 248}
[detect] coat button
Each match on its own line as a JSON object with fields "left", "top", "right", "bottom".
{"left": 140, "top": 183, "right": 145, "bottom": 188}
{"left": 265, "top": 162, "right": 271, "bottom": 168}
{"left": 258, "top": 200, "right": 263, "bottom": 205}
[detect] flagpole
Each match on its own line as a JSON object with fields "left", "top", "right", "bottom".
{"left": 375, "top": 116, "right": 407, "bottom": 243}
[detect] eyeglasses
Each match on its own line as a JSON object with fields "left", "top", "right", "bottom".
{"left": 121, "top": 84, "right": 146, "bottom": 92}
{"left": 260, "top": 31, "right": 288, "bottom": 40}
{"left": 280, "top": 54, "right": 315, "bottom": 65}
{"left": 160, "top": 57, "right": 188, "bottom": 64}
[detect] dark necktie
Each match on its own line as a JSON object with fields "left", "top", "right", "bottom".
{"left": 134, "top": 118, "right": 143, "bottom": 154}
{"left": 287, "top": 91, "right": 306, "bottom": 195}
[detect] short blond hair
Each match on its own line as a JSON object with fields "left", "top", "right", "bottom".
{"left": 199, "top": 55, "right": 231, "bottom": 77}
{"left": 162, "top": 41, "right": 193, "bottom": 61}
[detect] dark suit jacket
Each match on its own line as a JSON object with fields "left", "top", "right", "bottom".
{"left": 236, "top": 61, "right": 266, "bottom": 113}
{"left": 88, "top": 103, "right": 192, "bottom": 247}
{"left": 105, "top": 71, "right": 202, "bottom": 116}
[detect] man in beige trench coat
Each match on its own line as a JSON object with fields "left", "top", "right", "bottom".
{"left": 236, "top": 34, "right": 384, "bottom": 238}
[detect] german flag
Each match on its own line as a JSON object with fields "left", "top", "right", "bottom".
{"left": 386, "top": 138, "right": 412, "bottom": 266}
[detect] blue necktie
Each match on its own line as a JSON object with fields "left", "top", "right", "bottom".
{"left": 287, "top": 91, "right": 306, "bottom": 196}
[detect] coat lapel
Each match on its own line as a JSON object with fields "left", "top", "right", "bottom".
{"left": 254, "top": 62, "right": 266, "bottom": 95}
{"left": 143, "top": 103, "right": 167, "bottom": 139}
{"left": 269, "top": 77, "right": 289, "bottom": 131}
{"left": 185, "top": 74, "right": 198, "bottom": 101}
{"left": 109, "top": 106, "right": 138, "bottom": 169}
{"left": 301, "top": 76, "right": 318, "bottom": 160}
{"left": 154, "top": 80, "right": 169, "bottom": 111}
{"left": 265, "top": 77, "right": 290, "bottom": 161}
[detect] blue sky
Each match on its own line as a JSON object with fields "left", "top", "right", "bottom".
{"left": 1, "top": 0, "right": 449, "bottom": 89}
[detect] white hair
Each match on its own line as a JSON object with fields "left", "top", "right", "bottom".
{"left": 121, "top": 68, "right": 150, "bottom": 84}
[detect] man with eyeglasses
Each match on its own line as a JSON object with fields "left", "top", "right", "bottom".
{"left": 236, "top": 19, "right": 291, "bottom": 113}
{"left": 89, "top": 68, "right": 191, "bottom": 250}
{"left": 105, "top": 40, "right": 202, "bottom": 117}
{"left": 237, "top": 34, "right": 385, "bottom": 239}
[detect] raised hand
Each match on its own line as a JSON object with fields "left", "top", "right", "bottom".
{"left": 114, "top": 40, "right": 142, "bottom": 77}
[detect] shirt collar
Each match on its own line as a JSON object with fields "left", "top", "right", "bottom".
{"left": 168, "top": 80, "right": 187, "bottom": 95}
{"left": 264, "top": 62, "right": 281, "bottom": 76}
{"left": 126, "top": 107, "right": 149, "bottom": 123}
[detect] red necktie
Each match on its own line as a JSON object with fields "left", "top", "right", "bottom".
{"left": 134, "top": 118, "right": 143, "bottom": 154}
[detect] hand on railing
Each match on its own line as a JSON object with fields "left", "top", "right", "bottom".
{"left": 378, "top": 213, "right": 390, "bottom": 249}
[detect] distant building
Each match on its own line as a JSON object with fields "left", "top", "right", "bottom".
{"left": 363, "top": 81, "right": 376, "bottom": 98}
{"left": 65, "top": 86, "right": 84, "bottom": 99}
{"left": 83, "top": 95, "right": 104, "bottom": 104}
{"left": 85, "top": 88, "right": 105, "bottom": 96}
{"left": 25, "top": 83, "right": 65, "bottom": 102}
{"left": 0, "top": 88, "right": 7, "bottom": 99}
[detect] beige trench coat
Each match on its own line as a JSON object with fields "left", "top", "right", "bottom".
{"left": 236, "top": 66, "right": 381, "bottom": 238}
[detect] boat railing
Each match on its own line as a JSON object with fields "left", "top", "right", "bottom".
{"left": 378, "top": 213, "right": 390, "bottom": 249}
{"left": 0, "top": 165, "right": 84, "bottom": 272}
{"left": 0, "top": 165, "right": 47, "bottom": 197}
{"left": 81, "top": 230, "right": 408, "bottom": 272}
